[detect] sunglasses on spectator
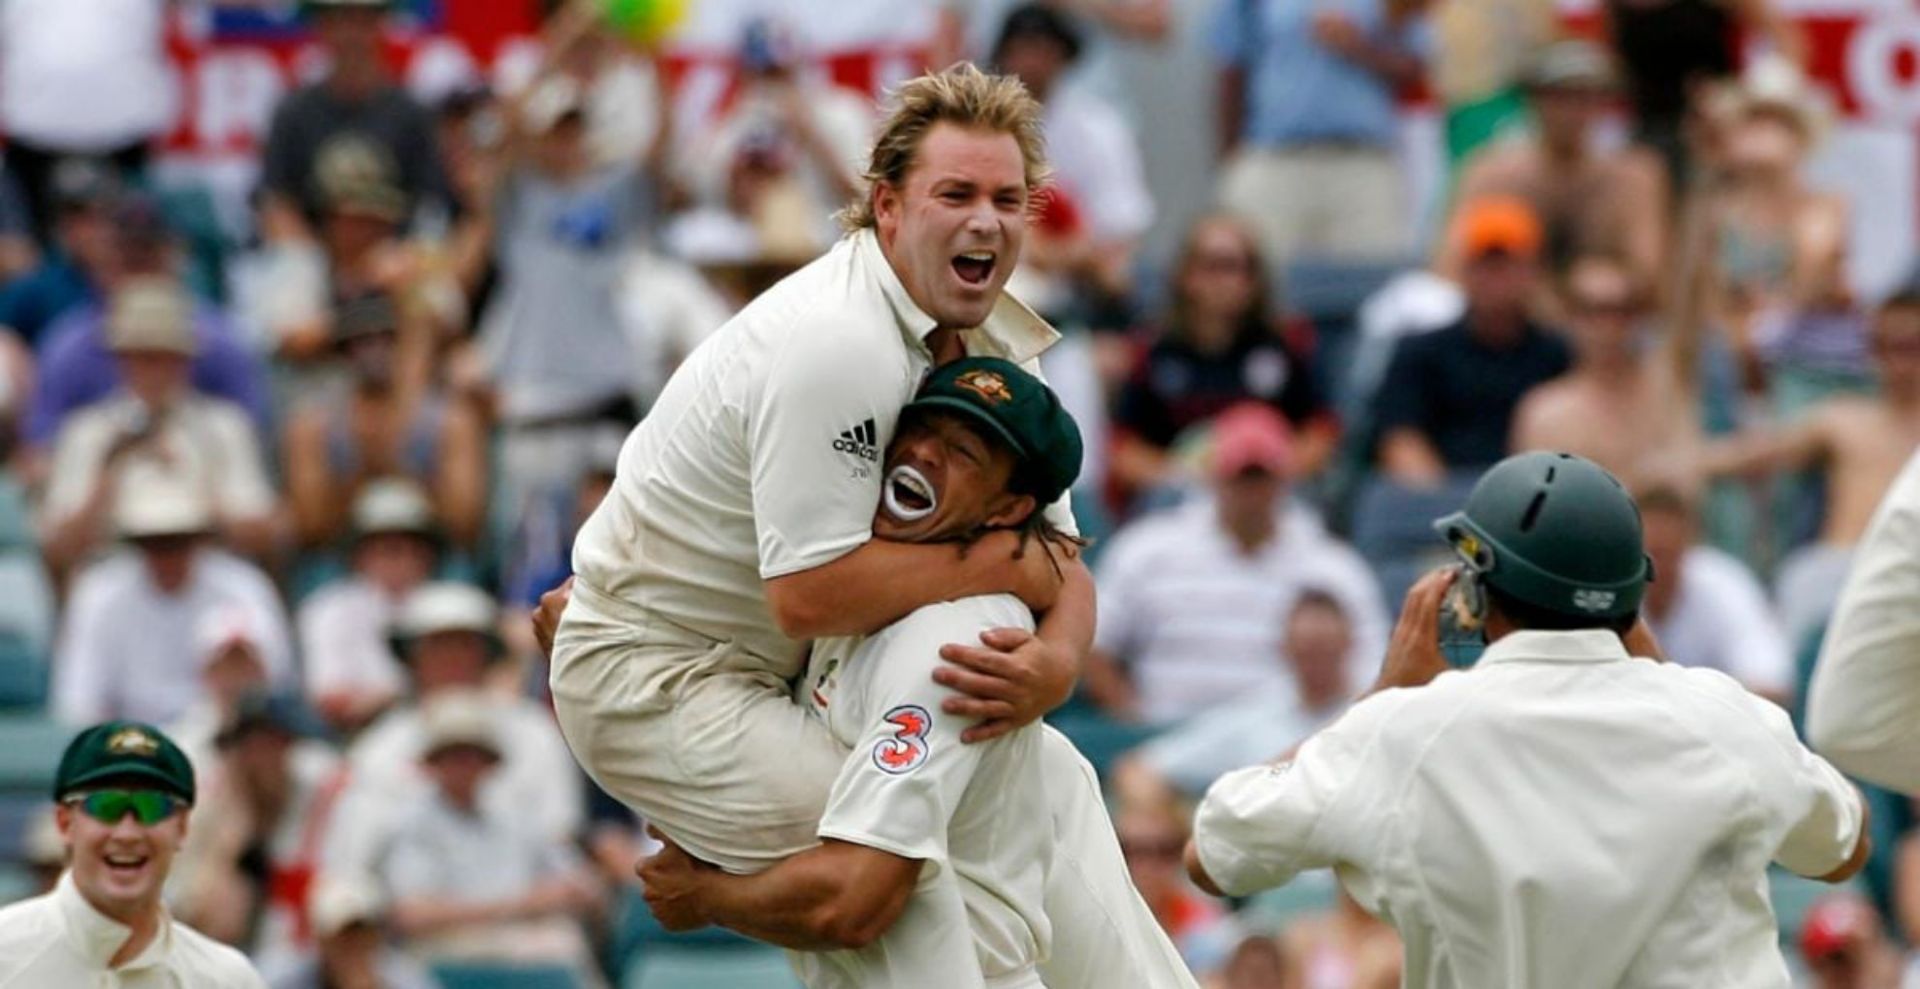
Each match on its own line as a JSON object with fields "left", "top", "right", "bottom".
{"left": 63, "top": 789, "right": 186, "bottom": 826}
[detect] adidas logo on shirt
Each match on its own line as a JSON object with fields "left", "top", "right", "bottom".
{"left": 834, "top": 418, "right": 880, "bottom": 462}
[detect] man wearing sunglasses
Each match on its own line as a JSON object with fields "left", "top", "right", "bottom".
{"left": 0, "top": 719, "right": 267, "bottom": 986}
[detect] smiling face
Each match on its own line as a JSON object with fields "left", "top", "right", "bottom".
{"left": 874, "top": 122, "right": 1029, "bottom": 331}
{"left": 873, "top": 410, "right": 1035, "bottom": 544}
{"left": 57, "top": 791, "right": 188, "bottom": 924}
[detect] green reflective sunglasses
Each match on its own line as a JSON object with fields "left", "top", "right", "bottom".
{"left": 64, "top": 789, "right": 185, "bottom": 826}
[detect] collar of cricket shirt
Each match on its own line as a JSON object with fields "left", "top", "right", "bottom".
{"left": 853, "top": 228, "right": 1060, "bottom": 366}
{"left": 55, "top": 871, "right": 173, "bottom": 972}
{"left": 1477, "top": 628, "right": 1632, "bottom": 667}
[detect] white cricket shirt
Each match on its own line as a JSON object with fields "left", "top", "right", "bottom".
{"left": 1194, "top": 629, "right": 1863, "bottom": 988}
{"left": 570, "top": 228, "right": 1064, "bottom": 678}
{"left": 1809, "top": 448, "right": 1920, "bottom": 794}
{"left": 0, "top": 873, "right": 266, "bottom": 988}
{"left": 797, "top": 594, "right": 1051, "bottom": 987}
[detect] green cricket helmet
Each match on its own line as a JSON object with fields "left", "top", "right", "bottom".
{"left": 1433, "top": 452, "right": 1652, "bottom": 620}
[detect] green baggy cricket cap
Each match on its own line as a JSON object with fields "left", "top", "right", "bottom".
{"left": 904, "top": 357, "right": 1083, "bottom": 507}
{"left": 53, "top": 721, "right": 196, "bottom": 805}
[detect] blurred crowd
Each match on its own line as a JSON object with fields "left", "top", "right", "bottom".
{"left": 0, "top": 0, "right": 1915, "bottom": 986}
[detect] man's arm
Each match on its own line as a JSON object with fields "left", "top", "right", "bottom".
{"left": 640, "top": 835, "right": 921, "bottom": 951}
{"left": 765, "top": 528, "right": 1058, "bottom": 640}
{"left": 932, "top": 553, "right": 1093, "bottom": 742}
{"left": 1378, "top": 428, "right": 1447, "bottom": 486}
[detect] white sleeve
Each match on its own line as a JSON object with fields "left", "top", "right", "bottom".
{"left": 40, "top": 417, "right": 108, "bottom": 527}
{"left": 1808, "top": 451, "right": 1920, "bottom": 793}
{"left": 815, "top": 606, "right": 999, "bottom": 864}
{"left": 1072, "top": 103, "right": 1155, "bottom": 243}
{"left": 1192, "top": 690, "right": 1402, "bottom": 896}
{"left": 209, "top": 406, "right": 275, "bottom": 520}
{"left": 748, "top": 317, "right": 903, "bottom": 580}
{"left": 1742, "top": 688, "right": 1865, "bottom": 877}
{"left": 51, "top": 570, "right": 113, "bottom": 724}
{"left": 1090, "top": 527, "right": 1148, "bottom": 658}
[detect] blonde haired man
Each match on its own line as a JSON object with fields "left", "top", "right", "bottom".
{"left": 552, "top": 65, "right": 1187, "bottom": 986}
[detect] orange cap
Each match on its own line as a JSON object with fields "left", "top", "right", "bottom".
{"left": 1453, "top": 195, "right": 1542, "bottom": 261}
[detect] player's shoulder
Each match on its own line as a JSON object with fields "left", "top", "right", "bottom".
{"left": 0, "top": 890, "right": 57, "bottom": 940}
{"left": 883, "top": 593, "right": 1032, "bottom": 647}
{"left": 168, "top": 917, "right": 268, "bottom": 987}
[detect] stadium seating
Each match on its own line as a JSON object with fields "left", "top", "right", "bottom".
{"left": 623, "top": 944, "right": 803, "bottom": 989}
{"left": 1349, "top": 473, "right": 1480, "bottom": 607}
{"left": 430, "top": 962, "right": 586, "bottom": 989}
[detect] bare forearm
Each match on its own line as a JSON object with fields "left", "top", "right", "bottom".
{"left": 692, "top": 847, "right": 913, "bottom": 951}
{"left": 1036, "top": 558, "right": 1095, "bottom": 673}
{"left": 767, "top": 533, "right": 1026, "bottom": 638}
{"left": 391, "top": 897, "right": 513, "bottom": 937}
{"left": 1380, "top": 429, "right": 1446, "bottom": 485}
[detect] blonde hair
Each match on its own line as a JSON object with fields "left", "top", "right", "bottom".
{"left": 838, "top": 63, "right": 1050, "bottom": 232}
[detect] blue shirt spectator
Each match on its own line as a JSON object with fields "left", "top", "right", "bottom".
{"left": 27, "top": 300, "right": 271, "bottom": 447}
{"left": 1209, "top": 0, "right": 1426, "bottom": 149}
{"left": 0, "top": 255, "right": 91, "bottom": 348}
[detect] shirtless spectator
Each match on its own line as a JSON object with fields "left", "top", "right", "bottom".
{"left": 1448, "top": 41, "right": 1668, "bottom": 314}
{"left": 1510, "top": 253, "right": 1701, "bottom": 484}
{"left": 282, "top": 292, "right": 485, "bottom": 551}
{"left": 1705, "top": 276, "right": 1920, "bottom": 646}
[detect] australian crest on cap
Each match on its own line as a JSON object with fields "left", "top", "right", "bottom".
{"left": 956, "top": 369, "right": 1013, "bottom": 404}
{"left": 107, "top": 726, "right": 159, "bottom": 757}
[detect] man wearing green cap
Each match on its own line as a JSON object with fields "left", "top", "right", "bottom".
{"left": 0, "top": 720, "right": 266, "bottom": 986}
{"left": 637, "top": 358, "right": 1197, "bottom": 989}
{"left": 1185, "top": 451, "right": 1870, "bottom": 987}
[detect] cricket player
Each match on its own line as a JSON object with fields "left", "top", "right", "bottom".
{"left": 635, "top": 358, "right": 1198, "bottom": 989}
{"left": 551, "top": 65, "right": 1091, "bottom": 875}
{"left": 0, "top": 721, "right": 267, "bottom": 987}
{"left": 1808, "top": 448, "right": 1920, "bottom": 795}
{"left": 1187, "top": 452, "right": 1871, "bottom": 987}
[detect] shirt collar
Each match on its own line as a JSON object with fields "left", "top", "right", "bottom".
{"left": 54, "top": 871, "right": 173, "bottom": 971}
{"left": 851, "top": 228, "right": 1060, "bottom": 366}
{"left": 1477, "top": 628, "right": 1631, "bottom": 667}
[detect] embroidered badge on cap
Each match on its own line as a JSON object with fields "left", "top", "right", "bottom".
{"left": 106, "top": 727, "right": 159, "bottom": 757}
{"left": 954, "top": 370, "right": 1013, "bottom": 405}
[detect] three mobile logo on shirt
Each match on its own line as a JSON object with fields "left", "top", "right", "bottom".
{"left": 835, "top": 418, "right": 880, "bottom": 463}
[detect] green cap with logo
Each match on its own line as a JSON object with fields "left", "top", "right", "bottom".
{"left": 53, "top": 721, "right": 196, "bottom": 805}
{"left": 904, "top": 357, "right": 1083, "bottom": 508}
{"left": 1433, "top": 451, "right": 1653, "bottom": 620}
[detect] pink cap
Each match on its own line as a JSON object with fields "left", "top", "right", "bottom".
{"left": 1211, "top": 403, "right": 1294, "bottom": 480}
{"left": 1800, "top": 895, "right": 1873, "bottom": 960}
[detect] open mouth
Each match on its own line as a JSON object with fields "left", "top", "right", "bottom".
{"left": 882, "top": 465, "right": 937, "bottom": 522}
{"left": 103, "top": 851, "right": 149, "bottom": 879}
{"left": 952, "top": 250, "right": 995, "bottom": 287}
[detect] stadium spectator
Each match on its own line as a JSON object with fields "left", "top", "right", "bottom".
{"left": 1448, "top": 41, "right": 1669, "bottom": 309}
{"left": 1697, "top": 59, "right": 1856, "bottom": 393}
{"left": 1704, "top": 274, "right": 1920, "bottom": 648}
{"left": 297, "top": 479, "right": 442, "bottom": 734}
{"left": 1086, "top": 403, "right": 1385, "bottom": 725}
{"left": 0, "top": 0, "right": 172, "bottom": 243}
{"left": 28, "top": 192, "right": 272, "bottom": 449}
{"left": 174, "top": 692, "right": 343, "bottom": 972}
{"left": 1112, "top": 590, "right": 1356, "bottom": 805}
{"left": 39, "top": 278, "right": 279, "bottom": 572}
{"left": 992, "top": 3, "right": 1154, "bottom": 324}
{"left": 668, "top": 19, "right": 872, "bottom": 263}
{"left": 0, "top": 161, "right": 122, "bottom": 348}
{"left": 386, "top": 690, "right": 602, "bottom": 979}
{"left": 1216, "top": 932, "right": 1286, "bottom": 989}
{"left": 168, "top": 607, "right": 277, "bottom": 767}
{"left": 323, "top": 583, "right": 584, "bottom": 885}
{"left": 1604, "top": 0, "right": 1803, "bottom": 186}
{"left": 282, "top": 294, "right": 485, "bottom": 551}
{"left": 1636, "top": 482, "right": 1794, "bottom": 703}
{"left": 1210, "top": 0, "right": 1427, "bottom": 271}
{"left": 257, "top": 0, "right": 455, "bottom": 244}
{"left": 1798, "top": 893, "right": 1904, "bottom": 989}
{"left": 267, "top": 878, "right": 440, "bottom": 989}
{"left": 52, "top": 479, "right": 294, "bottom": 728}
{"left": 1277, "top": 890, "right": 1402, "bottom": 989}
{"left": 1112, "top": 215, "right": 1336, "bottom": 502}
{"left": 0, "top": 166, "right": 39, "bottom": 284}
{"left": 1373, "top": 196, "right": 1571, "bottom": 485}
{"left": 1118, "top": 801, "right": 1236, "bottom": 972}
{"left": 1428, "top": 0, "right": 1554, "bottom": 166}
{"left": 1510, "top": 253, "right": 1701, "bottom": 486}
